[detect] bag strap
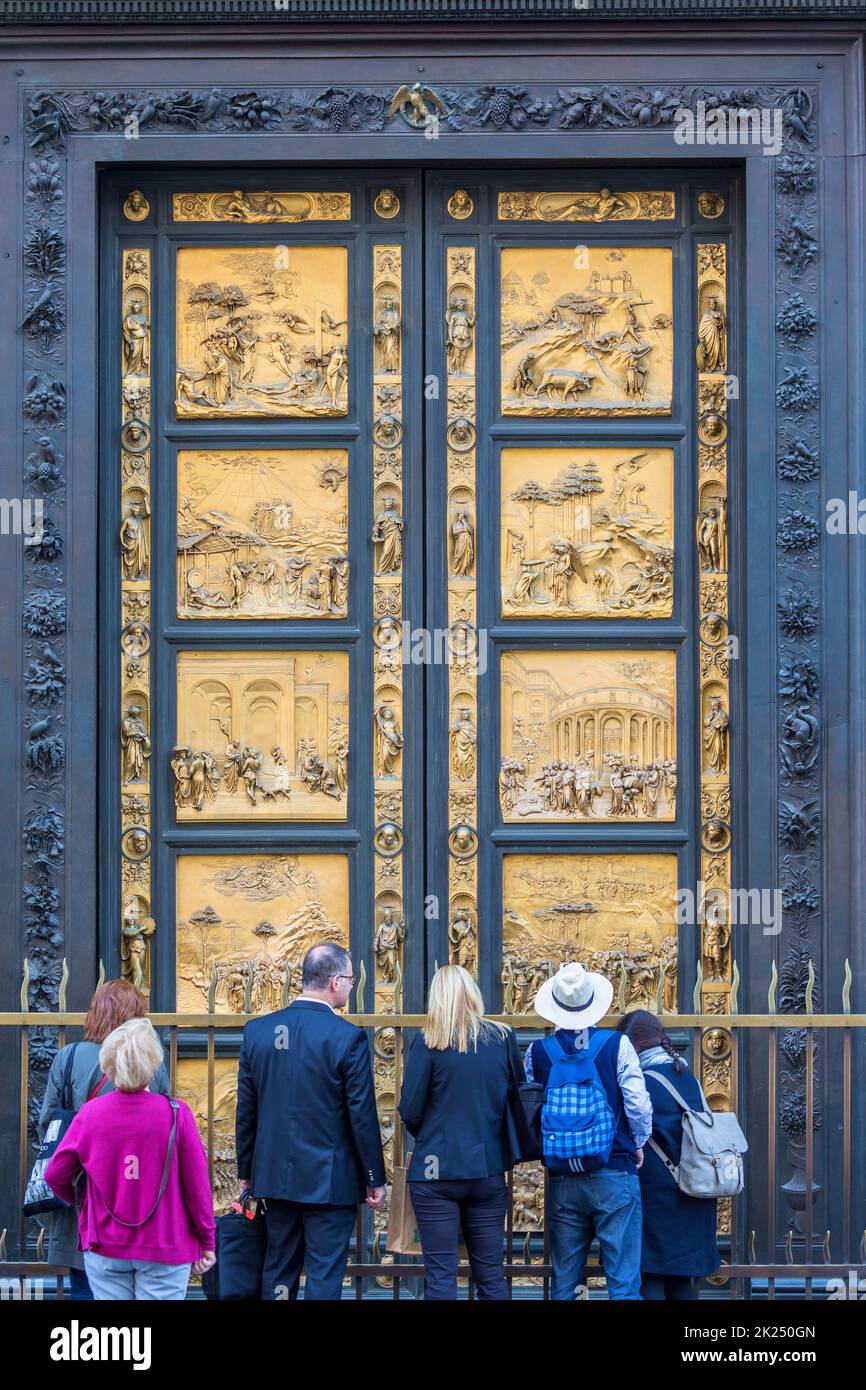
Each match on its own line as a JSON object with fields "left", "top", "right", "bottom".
{"left": 87, "top": 1074, "right": 108, "bottom": 1102}
{"left": 645, "top": 1067, "right": 712, "bottom": 1117}
{"left": 85, "top": 1098, "right": 179, "bottom": 1229}
{"left": 59, "top": 1043, "right": 79, "bottom": 1110}
{"left": 647, "top": 1135, "right": 680, "bottom": 1183}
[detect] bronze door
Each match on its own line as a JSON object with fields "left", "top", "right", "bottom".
{"left": 106, "top": 169, "right": 737, "bottom": 1040}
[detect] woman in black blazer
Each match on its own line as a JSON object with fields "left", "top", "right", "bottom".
{"left": 398, "top": 964, "right": 523, "bottom": 1300}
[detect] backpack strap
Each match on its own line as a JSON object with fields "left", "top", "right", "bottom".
{"left": 541, "top": 1035, "right": 568, "bottom": 1064}
{"left": 585, "top": 1029, "right": 617, "bottom": 1062}
{"left": 645, "top": 1066, "right": 711, "bottom": 1117}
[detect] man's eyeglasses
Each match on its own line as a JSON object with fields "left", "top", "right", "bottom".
{"left": 333, "top": 974, "right": 356, "bottom": 985}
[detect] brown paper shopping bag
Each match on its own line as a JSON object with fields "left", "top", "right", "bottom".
{"left": 386, "top": 1165, "right": 422, "bottom": 1256}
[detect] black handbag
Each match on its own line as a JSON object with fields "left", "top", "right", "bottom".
{"left": 22, "top": 1043, "right": 80, "bottom": 1216}
{"left": 203, "top": 1194, "right": 268, "bottom": 1301}
{"left": 506, "top": 1039, "right": 544, "bottom": 1163}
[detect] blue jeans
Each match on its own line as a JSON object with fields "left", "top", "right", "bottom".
{"left": 68, "top": 1265, "right": 93, "bottom": 1300}
{"left": 83, "top": 1252, "right": 191, "bottom": 1300}
{"left": 547, "top": 1169, "right": 642, "bottom": 1301}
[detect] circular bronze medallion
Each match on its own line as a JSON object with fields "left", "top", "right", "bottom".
{"left": 374, "top": 822, "right": 404, "bottom": 857}
{"left": 374, "top": 188, "right": 401, "bottom": 219}
{"left": 121, "top": 825, "right": 151, "bottom": 861}
{"left": 448, "top": 823, "right": 479, "bottom": 859}
{"left": 447, "top": 189, "right": 474, "bottom": 220}
{"left": 121, "top": 419, "right": 151, "bottom": 454}
{"left": 123, "top": 190, "right": 150, "bottom": 221}
{"left": 698, "top": 412, "right": 728, "bottom": 447}
{"left": 698, "top": 191, "right": 726, "bottom": 220}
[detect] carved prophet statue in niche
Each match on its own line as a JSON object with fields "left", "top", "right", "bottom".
{"left": 696, "top": 294, "right": 727, "bottom": 373}
{"left": 703, "top": 697, "right": 730, "bottom": 775}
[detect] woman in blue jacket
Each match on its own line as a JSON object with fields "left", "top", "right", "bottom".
{"left": 617, "top": 1010, "right": 719, "bottom": 1299}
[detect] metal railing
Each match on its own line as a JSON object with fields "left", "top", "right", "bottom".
{"left": 2, "top": 973, "right": 865, "bottom": 1299}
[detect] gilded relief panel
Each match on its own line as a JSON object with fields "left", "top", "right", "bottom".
{"left": 175, "top": 1058, "right": 239, "bottom": 1214}
{"left": 176, "top": 851, "right": 349, "bottom": 1013}
{"left": 174, "top": 650, "right": 348, "bottom": 821}
{"left": 500, "top": 649, "right": 677, "bottom": 822}
{"left": 173, "top": 190, "right": 351, "bottom": 223}
{"left": 177, "top": 448, "right": 349, "bottom": 619}
{"left": 175, "top": 245, "right": 349, "bottom": 418}
{"left": 501, "top": 446, "right": 674, "bottom": 618}
{"left": 500, "top": 246, "right": 673, "bottom": 416}
{"left": 498, "top": 190, "right": 675, "bottom": 223}
{"left": 502, "top": 853, "right": 678, "bottom": 1016}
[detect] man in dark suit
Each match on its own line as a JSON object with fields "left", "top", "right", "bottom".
{"left": 236, "top": 941, "right": 386, "bottom": 1300}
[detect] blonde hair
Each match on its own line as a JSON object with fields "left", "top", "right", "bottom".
{"left": 423, "top": 965, "right": 505, "bottom": 1053}
{"left": 99, "top": 1017, "right": 163, "bottom": 1093}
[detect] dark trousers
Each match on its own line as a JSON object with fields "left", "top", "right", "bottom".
{"left": 68, "top": 1266, "right": 93, "bottom": 1300}
{"left": 641, "top": 1273, "right": 698, "bottom": 1301}
{"left": 409, "top": 1174, "right": 509, "bottom": 1301}
{"left": 261, "top": 1199, "right": 356, "bottom": 1301}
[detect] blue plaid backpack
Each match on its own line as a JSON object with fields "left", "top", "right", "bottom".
{"left": 540, "top": 1031, "right": 618, "bottom": 1172}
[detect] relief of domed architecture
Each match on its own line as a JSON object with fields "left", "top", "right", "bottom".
{"left": 500, "top": 649, "right": 676, "bottom": 821}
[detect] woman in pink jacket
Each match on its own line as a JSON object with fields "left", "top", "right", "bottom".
{"left": 46, "top": 1017, "right": 215, "bottom": 1300}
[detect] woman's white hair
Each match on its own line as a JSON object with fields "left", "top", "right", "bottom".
{"left": 99, "top": 1016, "right": 163, "bottom": 1092}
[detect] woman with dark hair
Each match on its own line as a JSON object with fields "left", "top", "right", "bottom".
{"left": 617, "top": 1009, "right": 719, "bottom": 1300}
{"left": 37, "top": 980, "right": 170, "bottom": 1299}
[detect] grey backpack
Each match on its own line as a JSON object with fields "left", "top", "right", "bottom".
{"left": 645, "top": 1068, "right": 747, "bottom": 1198}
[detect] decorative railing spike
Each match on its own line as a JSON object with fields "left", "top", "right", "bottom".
{"left": 394, "top": 958, "right": 404, "bottom": 1014}
{"left": 805, "top": 958, "right": 815, "bottom": 1016}
{"left": 355, "top": 958, "right": 367, "bottom": 1015}
{"left": 503, "top": 957, "right": 514, "bottom": 1015}
{"left": 243, "top": 960, "right": 254, "bottom": 1015}
{"left": 747, "top": 1230, "right": 756, "bottom": 1264}
{"left": 730, "top": 959, "right": 740, "bottom": 1015}
{"left": 656, "top": 962, "right": 666, "bottom": 1014}
{"left": 822, "top": 1231, "right": 831, "bottom": 1264}
{"left": 617, "top": 962, "right": 628, "bottom": 1013}
{"left": 842, "top": 958, "right": 853, "bottom": 1015}
{"left": 97, "top": 958, "right": 106, "bottom": 989}
{"left": 693, "top": 959, "right": 703, "bottom": 1015}
{"left": 20, "top": 959, "right": 30, "bottom": 1011}
{"left": 58, "top": 957, "right": 69, "bottom": 1012}
{"left": 768, "top": 960, "right": 778, "bottom": 1015}
{"left": 281, "top": 962, "right": 291, "bottom": 1010}
{"left": 784, "top": 1230, "right": 793, "bottom": 1264}
{"left": 207, "top": 961, "right": 218, "bottom": 1014}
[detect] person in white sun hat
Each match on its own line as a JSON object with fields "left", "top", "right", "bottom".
{"left": 524, "top": 962, "right": 653, "bottom": 1301}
